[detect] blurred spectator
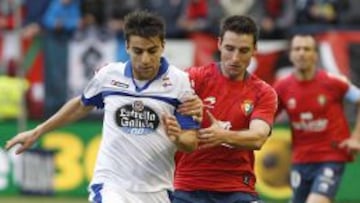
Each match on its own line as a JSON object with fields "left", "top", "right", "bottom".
{"left": 22, "top": 0, "right": 51, "bottom": 39}
{"left": 81, "top": 0, "right": 105, "bottom": 28}
{"left": 258, "top": 0, "right": 295, "bottom": 39}
{"left": 105, "top": 0, "right": 142, "bottom": 35}
{"left": 105, "top": 0, "right": 142, "bottom": 62}
{"left": 291, "top": 0, "right": 341, "bottom": 34}
{"left": 0, "top": 0, "right": 21, "bottom": 30}
{"left": 144, "top": 0, "right": 187, "bottom": 38}
{"left": 220, "top": 0, "right": 262, "bottom": 21}
{"left": 177, "top": 0, "right": 224, "bottom": 36}
{"left": 42, "top": 0, "right": 81, "bottom": 33}
{"left": 0, "top": 0, "right": 23, "bottom": 76}
{"left": 42, "top": 0, "right": 81, "bottom": 117}
{"left": 76, "top": 0, "right": 110, "bottom": 41}
{"left": 0, "top": 75, "right": 29, "bottom": 119}
{"left": 176, "top": 0, "right": 224, "bottom": 66}
{"left": 338, "top": 0, "right": 360, "bottom": 30}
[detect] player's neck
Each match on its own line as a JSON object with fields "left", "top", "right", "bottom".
{"left": 133, "top": 78, "right": 150, "bottom": 89}
{"left": 218, "top": 64, "right": 247, "bottom": 81}
{"left": 294, "top": 67, "right": 316, "bottom": 81}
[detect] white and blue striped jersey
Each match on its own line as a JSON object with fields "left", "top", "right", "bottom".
{"left": 82, "top": 58, "right": 199, "bottom": 193}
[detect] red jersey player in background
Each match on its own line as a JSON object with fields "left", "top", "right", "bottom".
{"left": 273, "top": 34, "right": 360, "bottom": 203}
{"left": 173, "top": 15, "right": 278, "bottom": 203}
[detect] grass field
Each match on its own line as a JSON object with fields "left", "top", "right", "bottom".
{"left": 0, "top": 196, "right": 88, "bottom": 203}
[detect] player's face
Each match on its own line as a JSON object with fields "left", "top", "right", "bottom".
{"left": 218, "top": 31, "right": 256, "bottom": 80}
{"left": 290, "top": 36, "right": 317, "bottom": 72}
{"left": 126, "top": 35, "right": 164, "bottom": 80}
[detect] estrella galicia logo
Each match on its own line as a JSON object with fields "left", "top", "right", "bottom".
{"left": 115, "top": 100, "right": 159, "bottom": 135}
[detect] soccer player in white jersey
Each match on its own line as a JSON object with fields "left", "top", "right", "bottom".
{"left": 5, "top": 11, "right": 200, "bottom": 203}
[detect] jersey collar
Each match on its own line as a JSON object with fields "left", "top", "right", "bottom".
{"left": 124, "top": 57, "right": 169, "bottom": 92}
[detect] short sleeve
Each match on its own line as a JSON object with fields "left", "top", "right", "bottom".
{"left": 175, "top": 72, "right": 200, "bottom": 130}
{"left": 326, "top": 72, "right": 349, "bottom": 98}
{"left": 251, "top": 85, "right": 278, "bottom": 126}
{"left": 81, "top": 64, "right": 111, "bottom": 109}
{"left": 272, "top": 80, "right": 285, "bottom": 115}
{"left": 345, "top": 84, "right": 360, "bottom": 103}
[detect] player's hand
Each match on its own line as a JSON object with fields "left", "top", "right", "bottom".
{"left": 5, "top": 129, "right": 40, "bottom": 154}
{"left": 198, "top": 110, "right": 226, "bottom": 149}
{"left": 339, "top": 138, "right": 360, "bottom": 154}
{"left": 163, "top": 114, "right": 181, "bottom": 142}
{"left": 177, "top": 95, "right": 203, "bottom": 122}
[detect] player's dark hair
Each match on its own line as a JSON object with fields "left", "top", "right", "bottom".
{"left": 219, "top": 15, "right": 259, "bottom": 46}
{"left": 289, "top": 34, "right": 318, "bottom": 52}
{"left": 124, "top": 10, "right": 165, "bottom": 43}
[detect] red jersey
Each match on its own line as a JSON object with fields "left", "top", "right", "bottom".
{"left": 175, "top": 63, "right": 278, "bottom": 193}
{"left": 274, "top": 69, "right": 352, "bottom": 164}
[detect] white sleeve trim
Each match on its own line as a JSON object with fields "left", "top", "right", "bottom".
{"left": 345, "top": 84, "right": 360, "bottom": 102}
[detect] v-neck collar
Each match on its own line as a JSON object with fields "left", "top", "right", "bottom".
{"left": 124, "top": 57, "right": 169, "bottom": 92}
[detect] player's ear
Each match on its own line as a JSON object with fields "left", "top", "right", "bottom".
{"left": 125, "top": 41, "right": 129, "bottom": 53}
{"left": 217, "top": 37, "right": 222, "bottom": 50}
{"left": 161, "top": 40, "right": 166, "bottom": 49}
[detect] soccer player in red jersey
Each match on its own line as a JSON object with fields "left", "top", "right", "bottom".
{"left": 273, "top": 34, "right": 360, "bottom": 203}
{"left": 172, "top": 15, "right": 278, "bottom": 203}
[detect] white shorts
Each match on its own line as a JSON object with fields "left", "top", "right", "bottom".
{"left": 88, "top": 183, "right": 171, "bottom": 203}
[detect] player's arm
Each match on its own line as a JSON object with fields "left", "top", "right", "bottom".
{"left": 351, "top": 91, "right": 360, "bottom": 143}
{"left": 198, "top": 111, "right": 270, "bottom": 150}
{"left": 167, "top": 70, "right": 200, "bottom": 151}
{"left": 221, "top": 119, "right": 270, "bottom": 150}
{"left": 175, "top": 130, "right": 198, "bottom": 152}
{"left": 177, "top": 95, "right": 203, "bottom": 122}
{"left": 351, "top": 98, "right": 360, "bottom": 141}
{"left": 273, "top": 82, "right": 285, "bottom": 120}
{"left": 178, "top": 67, "right": 204, "bottom": 122}
{"left": 163, "top": 115, "right": 198, "bottom": 152}
{"left": 5, "top": 96, "right": 94, "bottom": 154}
{"left": 339, "top": 84, "right": 360, "bottom": 153}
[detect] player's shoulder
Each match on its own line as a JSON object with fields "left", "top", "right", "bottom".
{"left": 186, "top": 62, "right": 216, "bottom": 73}
{"left": 94, "top": 62, "right": 126, "bottom": 77}
{"left": 274, "top": 72, "right": 293, "bottom": 85}
{"left": 248, "top": 74, "right": 277, "bottom": 96}
{"left": 249, "top": 74, "right": 272, "bottom": 88}
{"left": 321, "top": 70, "right": 349, "bottom": 84}
{"left": 272, "top": 73, "right": 294, "bottom": 93}
{"left": 167, "top": 64, "right": 186, "bottom": 74}
{"left": 166, "top": 64, "right": 190, "bottom": 80}
{"left": 185, "top": 63, "right": 218, "bottom": 82}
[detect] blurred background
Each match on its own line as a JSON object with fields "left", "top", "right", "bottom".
{"left": 0, "top": 0, "right": 360, "bottom": 202}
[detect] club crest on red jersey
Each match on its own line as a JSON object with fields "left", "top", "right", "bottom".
{"left": 317, "top": 94, "right": 327, "bottom": 106}
{"left": 287, "top": 98, "right": 296, "bottom": 109}
{"left": 241, "top": 100, "right": 254, "bottom": 116}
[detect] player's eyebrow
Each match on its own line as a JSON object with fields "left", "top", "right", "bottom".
{"left": 132, "top": 45, "right": 159, "bottom": 52}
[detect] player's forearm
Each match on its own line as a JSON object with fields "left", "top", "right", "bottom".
{"left": 175, "top": 130, "right": 198, "bottom": 152}
{"left": 35, "top": 96, "right": 93, "bottom": 136}
{"left": 223, "top": 129, "right": 268, "bottom": 150}
{"left": 352, "top": 102, "right": 360, "bottom": 140}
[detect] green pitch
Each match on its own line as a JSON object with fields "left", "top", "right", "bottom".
{"left": 0, "top": 196, "right": 88, "bottom": 203}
